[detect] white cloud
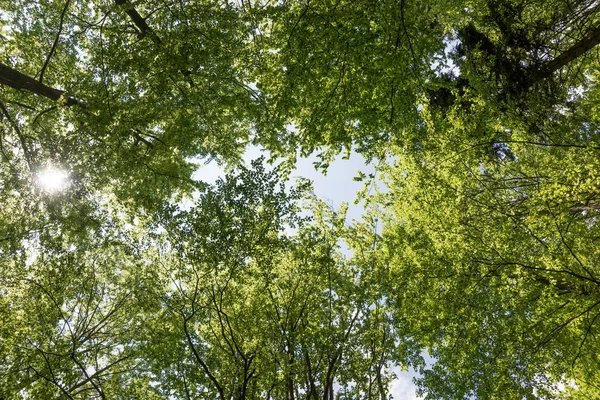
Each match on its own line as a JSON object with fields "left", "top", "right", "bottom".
{"left": 390, "top": 368, "right": 423, "bottom": 400}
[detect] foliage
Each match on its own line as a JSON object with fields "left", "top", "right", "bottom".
{"left": 0, "top": 161, "right": 409, "bottom": 399}
{"left": 2, "top": 0, "right": 600, "bottom": 398}
{"left": 365, "top": 0, "right": 600, "bottom": 394}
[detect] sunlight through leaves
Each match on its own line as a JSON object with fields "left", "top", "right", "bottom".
{"left": 36, "top": 168, "right": 69, "bottom": 192}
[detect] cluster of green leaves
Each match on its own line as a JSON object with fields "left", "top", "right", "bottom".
{"left": 0, "top": 161, "right": 409, "bottom": 399}
{"left": 0, "top": 0, "right": 269, "bottom": 216}
{"left": 365, "top": 0, "right": 600, "bottom": 396}
{"left": 2, "top": 0, "right": 600, "bottom": 398}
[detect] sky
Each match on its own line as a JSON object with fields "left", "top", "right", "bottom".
{"left": 192, "top": 147, "right": 423, "bottom": 400}
{"left": 192, "top": 146, "right": 374, "bottom": 219}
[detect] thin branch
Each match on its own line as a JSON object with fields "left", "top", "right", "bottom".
{"left": 571, "top": 309, "right": 600, "bottom": 369}
{"left": 0, "top": 100, "right": 33, "bottom": 170}
{"left": 70, "top": 355, "right": 107, "bottom": 400}
{"left": 7, "top": 100, "right": 36, "bottom": 111}
{"left": 183, "top": 314, "right": 226, "bottom": 400}
{"left": 32, "top": 106, "right": 58, "bottom": 125}
{"left": 535, "top": 299, "right": 600, "bottom": 351}
{"left": 39, "top": 0, "right": 72, "bottom": 84}
{"left": 545, "top": 200, "right": 599, "bottom": 282}
{"left": 400, "top": 0, "right": 424, "bottom": 91}
{"left": 28, "top": 362, "right": 75, "bottom": 400}
{"left": 67, "top": 355, "right": 130, "bottom": 393}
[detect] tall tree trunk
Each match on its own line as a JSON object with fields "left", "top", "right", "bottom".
{"left": 286, "top": 339, "right": 295, "bottom": 400}
{"left": 538, "top": 24, "right": 600, "bottom": 79}
{"left": 0, "top": 62, "right": 79, "bottom": 106}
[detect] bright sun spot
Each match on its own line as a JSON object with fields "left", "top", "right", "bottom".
{"left": 37, "top": 168, "right": 70, "bottom": 192}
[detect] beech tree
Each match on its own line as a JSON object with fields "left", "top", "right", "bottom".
{"left": 0, "top": 161, "right": 409, "bottom": 399}
{"left": 363, "top": 0, "right": 600, "bottom": 396}
{"left": 140, "top": 162, "right": 404, "bottom": 399}
{"left": 2, "top": 0, "right": 600, "bottom": 398}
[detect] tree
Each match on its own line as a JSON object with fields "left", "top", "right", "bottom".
{"left": 0, "top": 0, "right": 267, "bottom": 216}
{"left": 0, "top": 0, "right": 459, "bottom": 188}
{"left": 136, "top": 161, "right": 406, "bottom": 399}
{"left": 1, "top": 0, "right": 598, "bottom": 182}
{"left": 367, "top": 49, "right": 600, "bottom": 397}
{"left": 345, "top": 4, "right": 600, "bottom": 396}
{"left": 0, "top": 160, "right": 410, "bottom": 399}
{"left": 3, "top": 1, "right": 600, "bottom": 398}
{"left": 0, "top": 204, "right": 159, "bottom": 399}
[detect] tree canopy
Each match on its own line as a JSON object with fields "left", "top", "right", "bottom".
{"left": 1, "top": 0, "right": 600, "bottom": 398}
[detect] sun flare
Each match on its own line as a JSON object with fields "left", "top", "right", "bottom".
{"left": 37, "top": 168, "right": 69, "bottom": 192}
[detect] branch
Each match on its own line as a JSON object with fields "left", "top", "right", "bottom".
{"left": 67, "top": 355, "right": 130, "bottom": 394}
{"left": 28, "top": 362, "right": 75, "bottom": 400}
{"left": 0, "top": 62, "right": 81, "bottom": 106}
{"left": 7, "top": 100, "right": 36, "bottom": 111}
{"left": 183, "top": 315, "right": 226, "bottom": 400}
{"left": 114, "top": 0, "right": 161, "bottom": 44}
{"left": 113, "top": 0, "right": 193, "bottom": 85}
{"left": 545, "top": 200, "right": 599, "bottom": 283}
{"left": 571, "top": 308, "right": 600, "bottom": 369}
{"left": 39, "top": 0, "right": 72, "bottom": 84}
{"left": 70, "top": 354, "right": 107, "bottom": 400}
{"left": 400, "top": 0, "right": 424, "bottom": 91}
{"left": 535, "top": 299, "right": 600, "bottom": 351}
{"left": 0, "top": 100, "right": 32, "bottom": 170}
{"left": 323, "top": 307, "right": 361, "bottom": 399}
{"left": 538, "top": 24, "right": 600, "bottom": 79}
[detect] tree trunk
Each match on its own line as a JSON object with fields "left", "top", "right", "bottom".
{"left": 538, "top": 24, "right": 600, "bottom": 79}
{"left": 304, "top": 350, "right": 318, "bottom": 400}
{"left": 113, "top": 0, "right": 192, "bottom": 85}
{"left": 114, "top": 0, "right": 161, "bottom": 44}
{"left": 0, "top": 62, "right": 79, "bottom": 106}
{"left": 285, "top": 338, "right": 296, "bottom": 400}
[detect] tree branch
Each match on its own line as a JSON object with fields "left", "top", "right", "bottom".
{"left": 538, "top": 24, "right": 600, "bottom": 79}
{"left": 0, "top": 100, "right": 33, "bottom": 170}
{"left": 183, "top": 314, "right": 226, "bottom": 400}
{"left": 39, "top": 0, "right": 72, "bottom": 84}
{"left": 0, "top": 62, "right": 81, "bottom": 106}
{"left": 114, "top": 0, "right": 161, "bottom": 44}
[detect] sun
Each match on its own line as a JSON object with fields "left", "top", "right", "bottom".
{"left": 36, "top": 168, "right": 70, "bottom": 192}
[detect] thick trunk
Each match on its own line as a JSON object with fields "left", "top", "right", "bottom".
{"left": 538, "top": 24, "right": 600, "bottom": 79}
{"left": 286, "top": 339, "right": 295, "bottom": 400}
{"left": 0, "top": 62, "right": 79, "bottom": 106}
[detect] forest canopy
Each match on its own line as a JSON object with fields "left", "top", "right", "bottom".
{"left": 1, "top": 0, "right": 600, "bottom": 398}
